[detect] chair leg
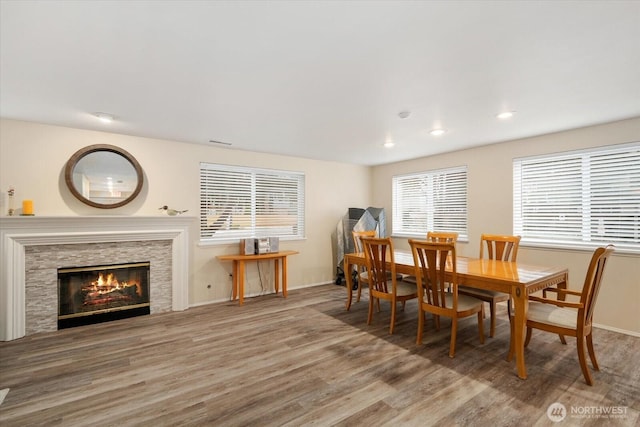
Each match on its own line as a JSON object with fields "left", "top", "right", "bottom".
{"left": 558, "top": 334, "right": 567, "bottom": 345}
{"left": 477, "top": 310, "right": 485, "bottom": 344}
{"left": 489, "top": 301, "right": 496, "bottom": 338}
{"left": 356, "top": 279, "right": 362, "bottom": 302}
{"left": 586, "top": 333, "right": 600, "bottom": 371}
{"left": 389, "top": 299, "right": 397, "bottom": 334}
{"left": 524, "top": 327, "right": 532, "bottom": 347}
{"left": 367, "top": 296, "right": 374, "bottom": 325}
{"left": 577, "top": 335, "right": 594, "bottom": 386}
{"left": 416, "top": 307, "right": 424, "bottom": 345}
{"left": 449, "top": 318, "right": 458, "bottom": 358}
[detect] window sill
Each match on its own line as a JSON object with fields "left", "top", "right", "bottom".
{"left": 520, "top": 241, "right": 639, "bottom": 257}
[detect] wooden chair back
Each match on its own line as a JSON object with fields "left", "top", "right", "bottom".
{"left": 352, "top": 230, "right": 376, "bottom": 253}
{"left": 402, "top": 232, "right": 458, "bottom": 286}
{"left": 409, "top": 240, "right": 457, "bottom": 310}
{"left": 361, "top": 236, "right": 396, "bottom": 295}
{"left": 427, "top": 231, "right": 459, "bottom": 243}
{"left": 582, "top": 245, "right": 615, "bottom": 326}
{"left": 480, "top": 234, "right": 521, "bottom": 261}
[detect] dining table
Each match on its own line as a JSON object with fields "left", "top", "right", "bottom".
{"left": 343, "top": 249, "right": 569, "bottom": 380}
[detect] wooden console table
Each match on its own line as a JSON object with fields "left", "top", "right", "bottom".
{"left": 217, "top": 250, "right": 298, "bottom": 305}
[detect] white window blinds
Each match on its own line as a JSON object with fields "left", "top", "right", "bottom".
{"left": 513, "top": 142, "right": 640, "bottom": 252}
{"left": 392, "top": 166, "right": 468, "bottom": 240}
{"left": 200, "top": 163, "right": 305, "bottom": 242}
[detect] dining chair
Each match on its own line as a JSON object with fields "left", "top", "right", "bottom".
{"left": 459, "top": 234, "right": 521, "bottom": 337}
{"left": 409, "top": 239, "right": 485, "bottom": 357}
{"left": 361, "top": 236, "right": 417, "bottom": 334}
{"left": 403, "top": 231, "right": 459, "bottom": 285}
{"left": 508, "top": 245, "right": 614, "bottom": 385}
{"left": 352, "top": 230, "right": 403, "bottom": 307}
{"left": 351, "top": 230, "right": 376, "bottom": 304}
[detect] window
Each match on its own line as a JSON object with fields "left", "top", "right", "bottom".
{"left": 514, "top": 142, "right": 640, "bottom": 253}
{"left": 392, "top": 166, "right": 468, "bottom": 240}
{"left": 200, "top": 163, "right": 305, "bottom": 242}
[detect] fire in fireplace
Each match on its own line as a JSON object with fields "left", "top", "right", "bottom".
{"left": 58, "top": 262, "right": 150, "bottom": 329}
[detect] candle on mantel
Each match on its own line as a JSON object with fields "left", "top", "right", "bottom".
{"left": 22, "top": 200, "right": 33, "bottom": 215}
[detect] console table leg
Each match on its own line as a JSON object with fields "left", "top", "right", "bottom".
{"left": 282, "top": 256, "right": 288, "bottom": 298}
{"left": 274, "top": 258, "right": 280, "bottom": 294}
{"left": 238, "top": 260, "right": 245, "bottom": 305}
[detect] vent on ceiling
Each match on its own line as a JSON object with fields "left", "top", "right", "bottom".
{"left": 208, "top": 139, "right": 232, "bottom": 146}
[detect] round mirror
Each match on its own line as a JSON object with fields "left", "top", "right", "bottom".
{"left": 65, "top": 144, "right": 144, "bottom": 209}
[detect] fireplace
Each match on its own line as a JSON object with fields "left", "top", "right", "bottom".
{"left": 1, "top": 216, "right": 193, "bottom": 341}
{"left": 58, "top": 262, "right": 151, "bottom": 329}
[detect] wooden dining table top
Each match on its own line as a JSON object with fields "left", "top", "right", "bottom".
{"left": 390, "top": 249, "right": 568, "bottom": 293}
{"left": 347, "top": 249, "right": 568, "bottom": 294}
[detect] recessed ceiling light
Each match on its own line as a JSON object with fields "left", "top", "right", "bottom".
{"left": 496, "top": 111, "right": 516, "bottom": 120}
{"left": 93, "top": 112, "right": 115, "bottom": 123}
{"left": 430, "top": 128, "right": 446, "bottom": 136}
{"left": 384, "top": 140, "right": 395, "bottom": 148}
{"left": 398, "top": 111, "right": 411, "bottom": 119}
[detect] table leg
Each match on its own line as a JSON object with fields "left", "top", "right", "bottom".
{"left": 238, "top": 260, "right": 245, "bottom": 305}
{"left": 231, "top": 260, "right": 238, "bottom": 301}
{"left": 345, "top": 256, "right": 353, "bottom": 310}
{"left": 274, "top": 258, "right": 280, "bottom": 294}
{"left": 281, "top": 256, "right": 288, "bottom": 298}
{"left": 512, "top": 285, "right": 528, "bottom": 379}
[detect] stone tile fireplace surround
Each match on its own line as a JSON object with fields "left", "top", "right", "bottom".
{"left": 0, "top": 216, "right": 194, "bottom": 341}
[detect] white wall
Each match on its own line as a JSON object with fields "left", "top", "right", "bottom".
{"left": 0, "top": 119, "right": 371, "bottom": 305}
{"left": 1, "top": 117, "right": 638, "bottom": 335}
{"left": 371, "top": 117, "right": 640, "bottom": 335}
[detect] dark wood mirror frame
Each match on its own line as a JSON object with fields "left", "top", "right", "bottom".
{"left": 64, "top": 144, "right": 144, "bottom": 209}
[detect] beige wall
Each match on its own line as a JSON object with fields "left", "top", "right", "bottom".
{"left": 372, "top": 117, "right": 640, "bottom": 335}
{"left": 1, "top": 117, "right": 638, "bottom": 335}
{"left": 0, "top": 119, "right": 370, "bottom": 306}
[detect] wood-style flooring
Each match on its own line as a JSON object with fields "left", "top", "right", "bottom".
{"left": 1, "top": 284, "right": 638, "bottom": 426}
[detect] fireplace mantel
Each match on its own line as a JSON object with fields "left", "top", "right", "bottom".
{"left": 0, "top": 216, "right": 195, "bottom": 341}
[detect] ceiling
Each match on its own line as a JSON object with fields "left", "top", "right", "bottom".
{"left": 1, "top": 1, "right": 639, "bottom": 166}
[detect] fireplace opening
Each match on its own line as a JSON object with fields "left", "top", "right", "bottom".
{"left": 58, "top": 262, "right": 150, "bottom": 329}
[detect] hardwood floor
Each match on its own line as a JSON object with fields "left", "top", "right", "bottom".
{"left": 1, "top": 284, "right": 638, "bottom": 426}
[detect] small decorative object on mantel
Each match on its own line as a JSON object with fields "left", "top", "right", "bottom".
{"left": 21, "top": 199, "right": 34, "bottom": 216}
{"left": 159, "top": 205, "right": 188, "bottom": 216}
{"left": 7, "top": 186, "right": 15, "bottom": 216}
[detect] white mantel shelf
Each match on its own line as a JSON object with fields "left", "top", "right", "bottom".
{"left": 0, "top": 215, "right": 196, "bottom": 341}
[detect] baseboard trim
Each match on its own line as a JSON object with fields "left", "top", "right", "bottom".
{"left": 189, "top": 281, "right": 332, "bottom": 308}
{"left": 593, "top": 322, "right": 640, "bottom": 338}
